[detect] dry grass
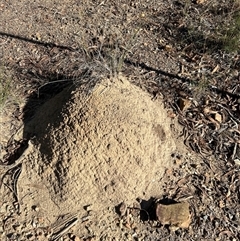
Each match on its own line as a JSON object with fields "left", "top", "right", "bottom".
{"left": 0, "top": 66, "right": 13, "bottom": 111}
{"left": 0, "top": 1, "right": 239, "bottom": 240}
{"left": 0, "top": 65, "right": 23, "bottom": 115}
{"left": 221, "top": 9, "right": 240, "bottom": 52}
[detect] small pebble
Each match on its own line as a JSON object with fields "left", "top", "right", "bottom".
{"left": 32, "top": 205, "right": 39, "bottom": 212}
{"left": 73, "top": 236, "right": 81, "bottom": 241}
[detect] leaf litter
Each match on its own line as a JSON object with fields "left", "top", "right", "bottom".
{"left": 0, "top": 0, "right": 239, "bottom": 240}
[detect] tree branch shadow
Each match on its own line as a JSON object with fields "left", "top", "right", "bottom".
{"left": 0, "top": 31, "right": 77, "bottom": 52}
{"left": 124, "top": 59, "right": 240, "bottom": 100}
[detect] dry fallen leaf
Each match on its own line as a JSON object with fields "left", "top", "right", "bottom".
{"left": 214, "top": 112, "right": 222, "bottom": 123}
{"left": 164, "top": 44, "right": 173, "bottom": 52}
{"left": 219, "top": 200, "right": 225, "bottom": 208}
{"left": 212, "top": 64, "right": 220, "bottom": 73}
{"left": 234, "top": 159, "right": 240, "bottom": 166}
{"left": 178, "top": 98, "right": 191, "bottom": 111}
{"left": 196, "top": 0, "right": 206, "bottom": 4}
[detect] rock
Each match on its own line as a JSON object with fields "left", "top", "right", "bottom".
{"left": 118, "top": 202, "right": 127, "bottom": 217}
{"left": 156, "top": 202, "right": 191, "bottom": 230}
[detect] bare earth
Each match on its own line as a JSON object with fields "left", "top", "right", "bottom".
{"left": 8, "top": 77, "right": 191, "bottom": 240}
{"left": 0, "top": 0, "right": 239, "bottom": 241}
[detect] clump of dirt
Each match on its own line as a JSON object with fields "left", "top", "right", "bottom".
{"left": 11, "top": 77, "right": 187, "bottom": 239}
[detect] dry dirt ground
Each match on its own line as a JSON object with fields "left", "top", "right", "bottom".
{"left": 0, "top": 0, "right": 240, "bottom": 240}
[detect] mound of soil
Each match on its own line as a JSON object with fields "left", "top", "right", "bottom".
{"left": 14, "top": 77, "right": 186, "bottom": 238}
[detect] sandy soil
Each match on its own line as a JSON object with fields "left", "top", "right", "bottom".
{"left": 1, "top": 77, "right": 195, "bottom": 240}
{"left": 0, "top": 0, "right": 239, "bottom": 240}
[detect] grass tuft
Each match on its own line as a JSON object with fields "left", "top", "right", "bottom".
{"left": 221, "top": 10, "right": 240, "bottom": 52}
{"left": 0, "top": 66, "right": 13, "bottom": 111}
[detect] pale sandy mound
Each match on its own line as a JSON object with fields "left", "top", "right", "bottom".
{"left": 18, "top": 77, "right": 184, "bottom": 237}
